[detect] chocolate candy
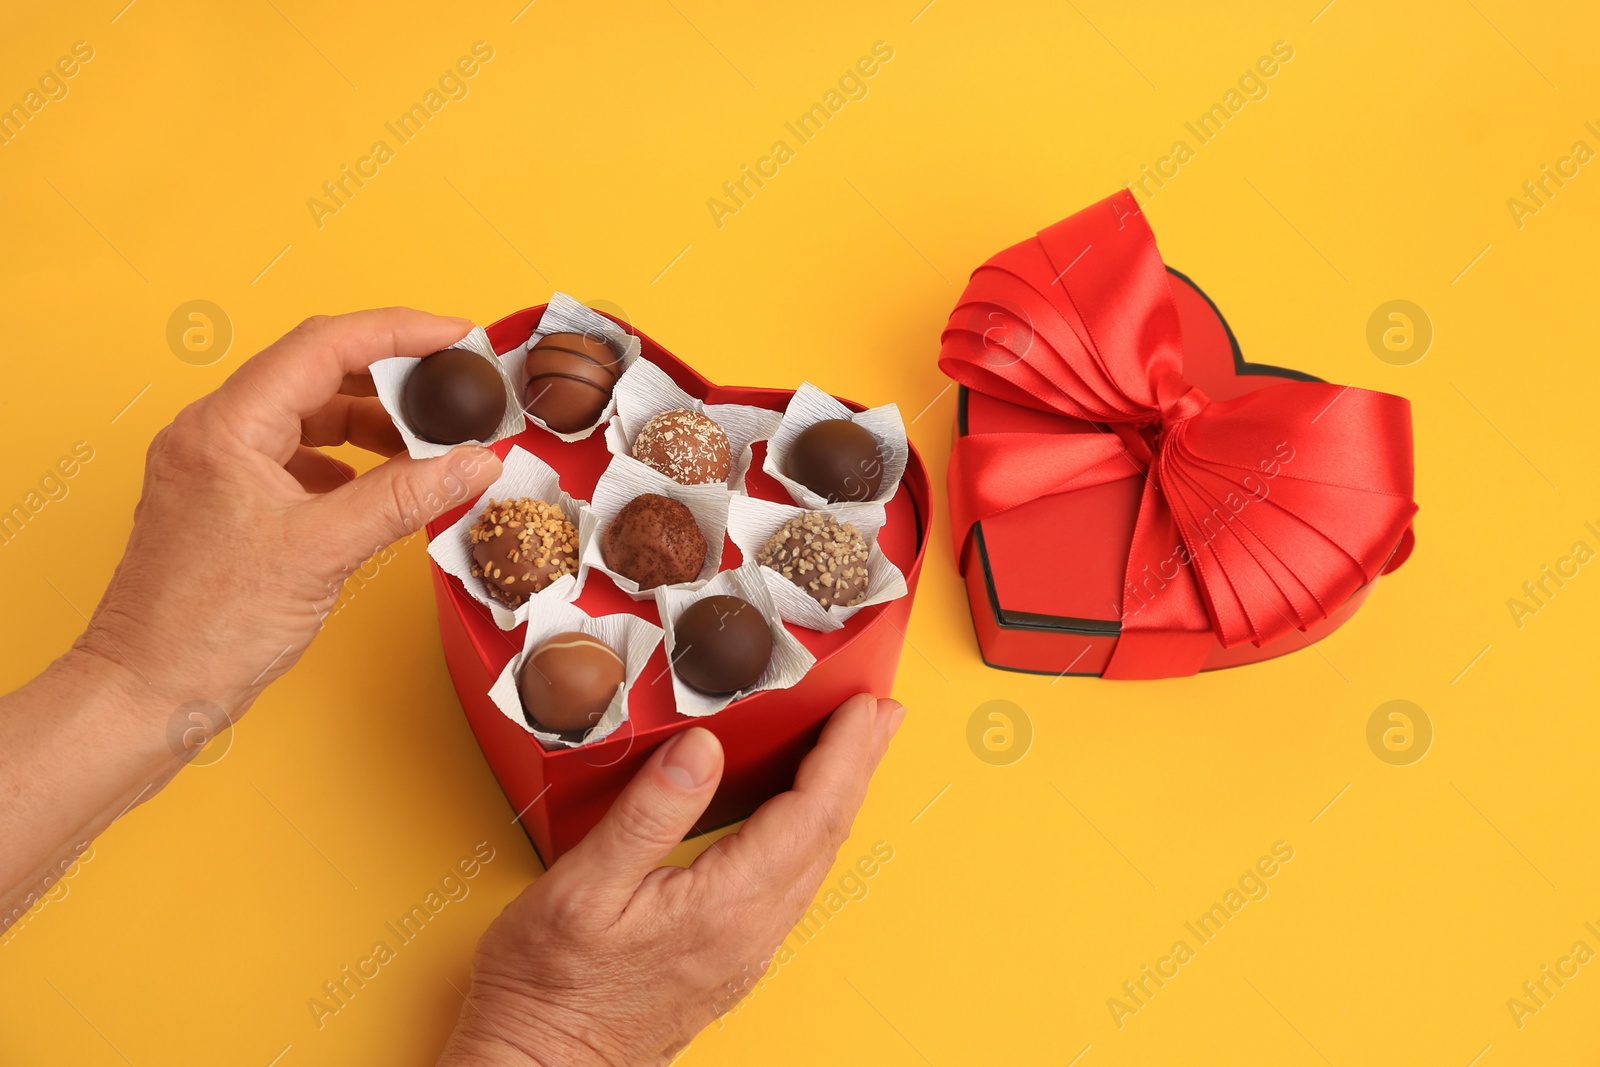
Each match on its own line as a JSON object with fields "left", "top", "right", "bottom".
{"left": 757, "top": 512, "right": 870, "bottom": 608}
{"left": 468, "top": 498, "right": 578, "bottom": 608}
{"left": 523, "top": 332, "right": 625, "bottom": 433}
{"left": 672, "top": 595, "right": 772, "bottom": 695}
{"left": 517, "top": 631, "right": 624, "bottom": 734}
{"left": 601, "top": 493, "right": 707, "bottom": 589}
{"left": 402, "top": 348, "right": 507, "bottom": 445}
{"left": 785, "top": 419, "right": 884, "bottom": 503}
{"left": 633, "top": 409, "right": 732, "bottom": 485}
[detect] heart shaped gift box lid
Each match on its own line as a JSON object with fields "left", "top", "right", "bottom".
{"left": 427, "top": 306, "right": 932, "bottom": 865}
{"left": 940, "top": 191, "right": 1420, "bottom": 681}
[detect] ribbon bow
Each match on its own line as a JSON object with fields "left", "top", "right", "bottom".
{"left": 939, "top": 191, "right": 1417, "bottom": 679}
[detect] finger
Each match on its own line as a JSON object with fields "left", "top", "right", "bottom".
{"left": 694, "top": 695, "right": 900, "bottom": 898}
{"left": 302, "top": 395, "right": 406, "bottom": 457}
{"left": 285, "top": 445, "right": 356, "bottom": 493}
{"left": 302, "top": 444, "right": 502, "bottom": 567}
{"left": 546, "top": 727, "right": 725, "bottom": 905}
{"left": 776, "top": 697, "right": 906, "bottom": 904}
{"left": 214, "top": 308, "right": 473, "bottom": 455}
{"left": 338, "top": 372, "right": 378, "bottom": 398}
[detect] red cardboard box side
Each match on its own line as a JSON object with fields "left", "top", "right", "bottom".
{"left": 430, "top": 307, "right": 931, "bottom": 865}
{"left": 955, "top": 268, "right": 1382, "bottom": 677}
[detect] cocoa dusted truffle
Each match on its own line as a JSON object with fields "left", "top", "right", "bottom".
{"left": 601, "top": 493, "right": 708, "bottom": 590}
{"left": 469, "top": 498, "right": 578, "bottom": 608}
{"left": 757, "top": 512, "right": 871, "bottom": 608}
{"left": 632, "top": 409, "right": 732, "bottom": 485}
{"left": 523, "top": 332, "right": 625, "bottom": 433}
{"left": 671, "top": 595, "right": 773, "bottom": 695}
{"left": 403, "top": 348, "right": 507, "bottom": 445}
{"left": 786, "top": 419, "right": 884, "bottom": 503}
{"left": 517, "top": 631, "right": 624, "bottom": 735}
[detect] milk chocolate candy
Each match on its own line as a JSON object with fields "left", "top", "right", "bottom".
{"left": 518, "top": 631, "right": 625, "bottom": 734}
{"left": 524, "top": 332, "right": 625, "bottom": 433}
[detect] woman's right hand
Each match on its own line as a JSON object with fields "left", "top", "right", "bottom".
{"left": 436, "top": 692, "right": 905, "bottom": 1067}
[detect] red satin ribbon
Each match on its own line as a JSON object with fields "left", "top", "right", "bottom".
{"left": 939, "top": 191, "right": 1417, "bottom": 679}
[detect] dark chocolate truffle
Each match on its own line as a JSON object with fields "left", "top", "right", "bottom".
{"left": 469, "top": 498, "right": 579, "bottom": 608}
{"left": 402, "top": 348, "right": 507, "bottom": 445}
{"left": 633, "top": 409, "right": 732, "bottom": 485}
{"left": 672, "top": 595, "right": 773, "bottom": 695}
{"left": 757, "top": 512, "right": 871, "bottom": 608}
{"left": 785, "top": 419, "right": 884, "bottom": 503}
{"left": 517, "top": 631, "right": 624, "bottom": 734}
{"left": 601, "top": 493, "right": 708, "bottom": 589}
{"left": 523, "top": 332, "right": 625, "bottom": 433}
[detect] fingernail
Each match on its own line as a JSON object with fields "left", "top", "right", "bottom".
{"left": 880, "top": 699, "right": 906, "bottom": 738}
{"left": 661, "top": 727, "right": 720, "bottom": 789}
{"left": 446, "top": 315, "right": 474, "bottom": 326}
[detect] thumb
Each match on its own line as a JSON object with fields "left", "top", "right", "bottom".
{"left": 310, "top": 444, "right": 502, "bottom": 566}
{"left": 551, "top": 727, "right": 724, "bottom": 901}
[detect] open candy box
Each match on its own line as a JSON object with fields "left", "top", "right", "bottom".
{"left": 422, "top": 302, "right": 931, "bottom": 864}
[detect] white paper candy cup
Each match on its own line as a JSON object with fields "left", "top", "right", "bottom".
{"left": 427, "top": 447, "right": 589, "bottom": 631}
{"left": 513, "top": 292, "right": 644, "bottom": 442}
{"left": 603, "top": 358, "right": 782, "bottom": 493}
{"left": 726, "top": 495, "right": 908, "bottom": 632}
{"left": 372, "top": 326, "right": 526, "bottom": 459}
{"left": 487, "top": 599, "right": 663, "bottom": 749}
{"left": 762, "top": 382, "right": 909, "bottom": 512}
{"left": 655, "top": 562, "right": 815, "bottom": 717}
{"left": 580, "top": 455, "right": 730, "bottom": 602}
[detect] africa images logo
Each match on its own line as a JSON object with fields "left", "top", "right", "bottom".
{"left": 1106, "top": 841, "right": 1296, "bottom": 1029}
{"left": 705, "top": 41, "right": 895, "bottom": 229}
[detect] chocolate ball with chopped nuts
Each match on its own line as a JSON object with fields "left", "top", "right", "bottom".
{"left": 469, "top": 498, "right": 579, "bottom": 608}
{"left": 756, "top": 511, "right": 871, "bottom": 608}
{"left": 632, "top": 409, "right": 732, "bottom": 485}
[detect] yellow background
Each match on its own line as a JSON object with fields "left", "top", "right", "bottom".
{"left": 2, "top": 1, "right": 1596, "bottom": 1064}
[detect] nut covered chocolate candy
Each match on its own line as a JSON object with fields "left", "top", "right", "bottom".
{"left": 756, "top": 511, "right": 870, "bottom": 608}
{"left": 469, "top": 498, "right": 578, "bottom": 608}
{"left": 517, "top": 631, "right": 624, "bottom": 734}
{"left": 523, "top": 332, "right": 625, "bottom": 433}
{"left": 671, "top": 595, "right": 773, "bottom": 695}
{"left": 785, "top": 419, "right": 884, "bottom": 503}
{"left": 402, "top": 348, "right": 507, "bottom": 445}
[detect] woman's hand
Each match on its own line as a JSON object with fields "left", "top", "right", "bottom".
{"left": 438, "top": 693, "right": 906, "bottom": 1067}
{"left": 4, "top": 304, "right": 909, "bottom": 1067}
{"left": 1, "top": 308, "right": 502, "bottom": 916}
{"left": 81, "top": 308, "right": 502, "bottom": 719}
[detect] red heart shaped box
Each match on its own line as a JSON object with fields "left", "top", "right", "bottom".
{"left": 958, "top": 268, "right": 1391, "bottom": 676}
{"left": 427, "top": 306, "right": 931, "bottom": 865}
